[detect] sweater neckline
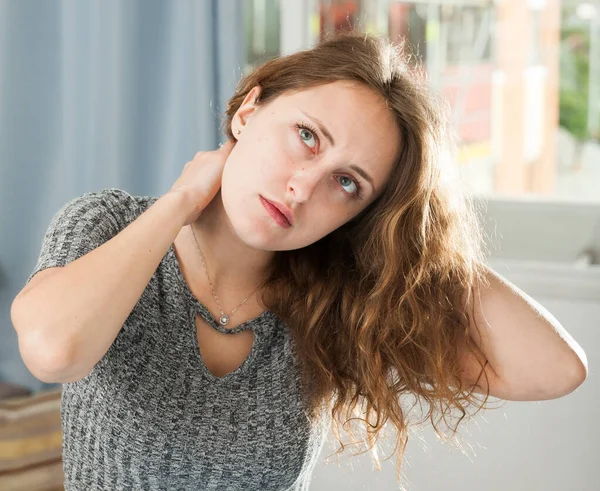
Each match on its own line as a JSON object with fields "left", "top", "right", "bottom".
{"left": 167, "top": 244, "right": 275, "bottom": 335}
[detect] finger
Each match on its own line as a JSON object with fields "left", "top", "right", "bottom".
{"left": 217, "top": 138, "right": 235, "bottom": 154}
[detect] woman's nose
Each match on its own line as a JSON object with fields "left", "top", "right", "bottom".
{"left": 286, "top": 166, "right": 323, "bottom": 203}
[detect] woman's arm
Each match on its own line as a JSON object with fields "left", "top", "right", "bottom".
{"left": 11, "top": 190, "right": 192, "bottom": 384}
{"left": 457, "top": 265, "right": 588, "bottom": 401}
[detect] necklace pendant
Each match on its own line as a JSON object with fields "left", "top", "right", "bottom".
{"left": 219, "top": 314, "right": 229, "bottom": 326}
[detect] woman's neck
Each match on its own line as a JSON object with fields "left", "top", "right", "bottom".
{"left": 189, "top": 191, "right": 275, "bottom": 295}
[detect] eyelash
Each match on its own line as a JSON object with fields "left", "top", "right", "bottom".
{"left": 293, "top": 122, "right": 364, "bottom": 200}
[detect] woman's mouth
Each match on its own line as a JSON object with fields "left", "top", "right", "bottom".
{"left": 259, "top": 195, "right": 292, "bottom": 228}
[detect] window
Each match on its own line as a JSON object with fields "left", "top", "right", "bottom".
{"left": 243, "top": 0, "right": 600, "bottom": 204}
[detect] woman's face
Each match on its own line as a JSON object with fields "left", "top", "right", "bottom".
{"left": 221, "top": 80, "right": 401, "bottom": 251}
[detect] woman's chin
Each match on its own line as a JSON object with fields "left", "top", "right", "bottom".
{"left": 224, "top": 208, "right": 281, "bottom": 251}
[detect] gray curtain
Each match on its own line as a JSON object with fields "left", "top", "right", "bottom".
{"left": 0, "top": 0, "right": 245, "bottom": 391}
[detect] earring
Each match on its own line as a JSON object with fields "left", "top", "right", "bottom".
{"left": 236, "top": 129, "right": 241, "bottom": 135}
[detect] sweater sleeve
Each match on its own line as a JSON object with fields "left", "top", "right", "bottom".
{"left": 26, "top": 188, "right": 140, "bottom": 285}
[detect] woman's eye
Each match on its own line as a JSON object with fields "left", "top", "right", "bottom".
{"left": 298, "top": 128, "right": 317, "bottom": 149}
{"left": 338, "top": 176, "right": 357, "bottom": 195}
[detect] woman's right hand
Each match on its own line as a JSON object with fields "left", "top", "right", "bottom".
{"left": 168, "top": 139, "right": 236, "bottom": 226}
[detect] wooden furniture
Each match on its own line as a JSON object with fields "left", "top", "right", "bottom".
{"left": 0, "top": 383, "right": 64, "bottom": 491}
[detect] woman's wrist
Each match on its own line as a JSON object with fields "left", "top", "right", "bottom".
{"left": 162, "top": 188, "right": 198, "bottom": 226}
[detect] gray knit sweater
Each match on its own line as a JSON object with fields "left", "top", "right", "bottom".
{"left": 26, "top": 188, "right": 330, "bottom": 491}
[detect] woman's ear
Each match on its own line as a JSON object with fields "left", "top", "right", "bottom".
{"left": 232, "top": 85, "right": 262, "bottom": 139}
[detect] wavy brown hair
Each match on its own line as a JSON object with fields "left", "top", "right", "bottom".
{"left": 223, "top": 31, "right": 498, "bottom": 488}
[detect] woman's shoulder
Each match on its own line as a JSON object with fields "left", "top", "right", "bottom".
{"left": 60, "top": 187, "right": 138, "bottom": 219}
{"left": 130, "top": 191, "right": 161, "bottom": 215}
{"left": 71, "top": 187, "right": 161, "bottom": 222}
{"left": 25, "top": 188, "right": 157, "bottom": 286}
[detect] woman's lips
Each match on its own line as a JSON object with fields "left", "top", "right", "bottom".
{"left": 259, "top": 195, "right": 292, "bottom": 228}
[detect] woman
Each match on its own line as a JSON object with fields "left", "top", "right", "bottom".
{"left": 11, "top": 32, "right": 587, "bottom": 490}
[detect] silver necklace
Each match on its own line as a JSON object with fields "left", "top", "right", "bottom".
{"left": 189, "top": 225, "right": 259, "bottom": 326}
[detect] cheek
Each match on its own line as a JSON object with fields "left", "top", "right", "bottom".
{"left": 222, "top": 130, "right": 307, "bottom": 206}
{"left": 221, "top": 159, "right": 255, "bottom": 216}
{"left": 239, "top": 134, "right": 285, "bottom": 173}
{"left": 318, "top": 203, "right": 359, "bottom": 232}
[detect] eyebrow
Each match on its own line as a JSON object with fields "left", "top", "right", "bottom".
{"left": 348, "top": 165, "right": 375, "bottom": 192}
{"left": 300, "top": 110, "right": 336, "bottom": 146}
{"left": 300, "top": 110, "right": 376, "bottom": 192}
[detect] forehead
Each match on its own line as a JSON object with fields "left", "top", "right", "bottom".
{"left": 267, "top": 81, "right": 400, "bottom": 186}
{"left": 273, "top": 81, "right": 390, "bottom": 125}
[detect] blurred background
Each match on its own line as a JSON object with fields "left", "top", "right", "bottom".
{"left": 0, "top": 0, "right": 598, "bottom": 490}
